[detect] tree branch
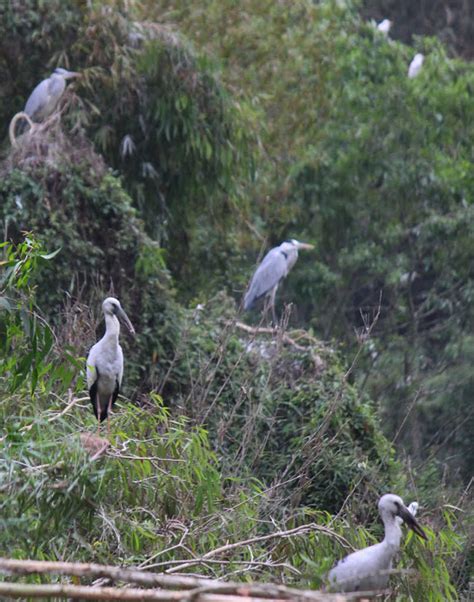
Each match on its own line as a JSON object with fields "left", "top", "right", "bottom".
{"left": 165, "top": 524, "right": 350, "bottom": 574}
{"left": 0, "top": 558, "right": 355, "bottom": 601}
{"left": 0, "top": 558, "right": 214, "bottom": 590}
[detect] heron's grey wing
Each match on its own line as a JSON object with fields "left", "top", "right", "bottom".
{"left": 24, "top": 79, "right": 51, "bottom": 119}
{"left": 24, "top": 76, "right": 65, "bottom": 121}
{"left": 244, "top": 248, "right": 287, "bottom": 310}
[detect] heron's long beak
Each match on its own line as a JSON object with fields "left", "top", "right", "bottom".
{"left": 296, "top": 242, "right": 315, "bottom": 250}
{"left": 398, "top": 504, "right": 427, "bottom": 540}
{"left": 117, "top": 307, "right": 136, "bottom": 335}
{"left": 65, "top": 71, "right": 81, "bottom": 79}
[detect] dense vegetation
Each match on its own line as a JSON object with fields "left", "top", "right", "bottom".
{"left": 0, "top": 0, "right": 472, "bottom": 599}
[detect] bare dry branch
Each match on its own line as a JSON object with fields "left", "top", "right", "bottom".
{"left": 233, "top": 321, "right": 322, "bottom": 354}
{"left": 0, "top": 581, "right": 357, "bottom": 601}
{"left": 0, "top": 558, "right": 358, "bottom": 601}
{"left": 165, "top": 524, "right": 350, "bottom": 574}
{"left": 0, "top": 558, "right": 215, "bottom": 590}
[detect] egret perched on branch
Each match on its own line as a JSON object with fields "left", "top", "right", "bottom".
{"left": 86, "top": 298, "right": 135, "bottom": 436}
{"left": 377, "top": 19, "right": 392, "bottom": 35}
{"left": 328, "top": 494, "right": 427, "bottom": 593}
{"left": 24, "top": 67, "right": 81, "bottom": 122}
{"left": 244, "top": 239, "right": 314, "bottom": 324}
{"left": 408, "top": 53, "right": 424, "bottom": 78}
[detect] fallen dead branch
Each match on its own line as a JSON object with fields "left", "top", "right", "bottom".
{"left": 0, "top": 558, "right": 215, "bottom": 590}
{"left": 0, "top": 558, "right": 368, "bottom": 601}
{"left": 0, "top": 581, "right": 356, "bottom": 601}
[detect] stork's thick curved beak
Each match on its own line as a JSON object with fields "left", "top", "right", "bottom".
{"left": 296, "top": 241, "right": 315, "bottom": 250}
{"left": 65, "top": 71, "right": 81, "bottom": 79}
{"left": 117, "top": 307, "right": 136, "bottom": 335}
{"left": 398, "top": 504, "right": 427, "bottom": 540}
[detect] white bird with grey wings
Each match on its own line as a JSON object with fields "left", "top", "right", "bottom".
{"left": 328, "top": 493, "right": 426, "bottom": 592}
{"left": 86, "top": 297, "right": 135, "bottom": 436}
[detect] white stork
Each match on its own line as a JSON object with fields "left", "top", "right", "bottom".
{"left": 328, "top": 494, "right": 426, "bottom": 592}
{"left": 86, "top": 297, "right": 135, "bottom": 436}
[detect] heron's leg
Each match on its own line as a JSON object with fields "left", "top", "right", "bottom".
{"left": 96, "top": 393, "right": 101, "bottom": 437}
{"left": 269, "top": 287, "right": 278, "bottom": 327}
{"left": 107, "top": 396, "right": 113, "bottom": 438}
{"left": 262, "top": 296, "right": 269, "bottom": 325}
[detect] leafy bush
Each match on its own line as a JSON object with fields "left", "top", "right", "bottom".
{"left": 0, "top": 1, "right": 471, "bottom": 598}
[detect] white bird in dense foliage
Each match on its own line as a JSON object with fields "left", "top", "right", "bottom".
{"left": 243, "top": 239, "right": 315, "bottom": 324}
{"left": 24, "top": 67, "right": 81, "bottom": 122}
{"left": 328, "top": 494, "right": 427, "bottom": 593}
{"left": 86, "top": 297, "right": 135, "bottom": 436}
{"left": 377, "top": 19, "right": 392, "bottom": 35}
{"left": 408, "top": 53, "right": 424, "bottom": 78}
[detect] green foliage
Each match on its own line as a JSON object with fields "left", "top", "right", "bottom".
{"left": 155, "top": 294, "right": 400, "bottom": 515}
{"left": 282, "top": 28, "right": 474, "bottom": 482}
{"left": 154, "top": 0, "right": 474, "bottom": 486}
{"left": 0, "top": 1, "right": 257, "bottom": 295}
{"left": 0, "top": 396, "right": 224, "bottom": 560}
{"left": 0, "top": 139, "right": 179, "bottom": 395}
{"left": 68, "top": 4, "right": 257, "bottom": 293}
{"left": 0, "top": 0, "right": 471, "bottom": 598}
{"left": 0, "top": 236, "right": 79, "bottom": 396}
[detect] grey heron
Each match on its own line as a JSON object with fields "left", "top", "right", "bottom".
{"left": 408, "top": 53, "right": 424, "bottom": 79}
{"left": 328, "top": 494, "right": 426, "bottom": 593}
{"left": 243, "top": 239, "right": 314, "bottom": 324}
{"left": 377, "top": 19, "right": 392, "bottom": 35}
{"left": 24, "top": 67, "right": 80, "bottom": 122}
{"left": 86, "top": 297, "right": 135, "bottom": 436}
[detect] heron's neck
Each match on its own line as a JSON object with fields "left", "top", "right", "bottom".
{"left": 104, "top": 313, "right": 120, "bottom": 341}
{"left": 382, "top": 515, "right": 402, "bottom": 548}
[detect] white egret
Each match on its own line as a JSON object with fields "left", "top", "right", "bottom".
{"left": 86, "top": 297, "right": 135, "bottom": 436}
{"left": 328, "top": 494, "right": 426, "bottom": 593}
{"left": 408, "top": 53, "right": 424, "bottom": 78}
{"left": 377, "top": 19, "right": 392, "bottom": 35}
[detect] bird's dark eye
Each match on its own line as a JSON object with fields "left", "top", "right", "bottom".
{"left": 112, "top": 304, "right": 119, "bottom": 314}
